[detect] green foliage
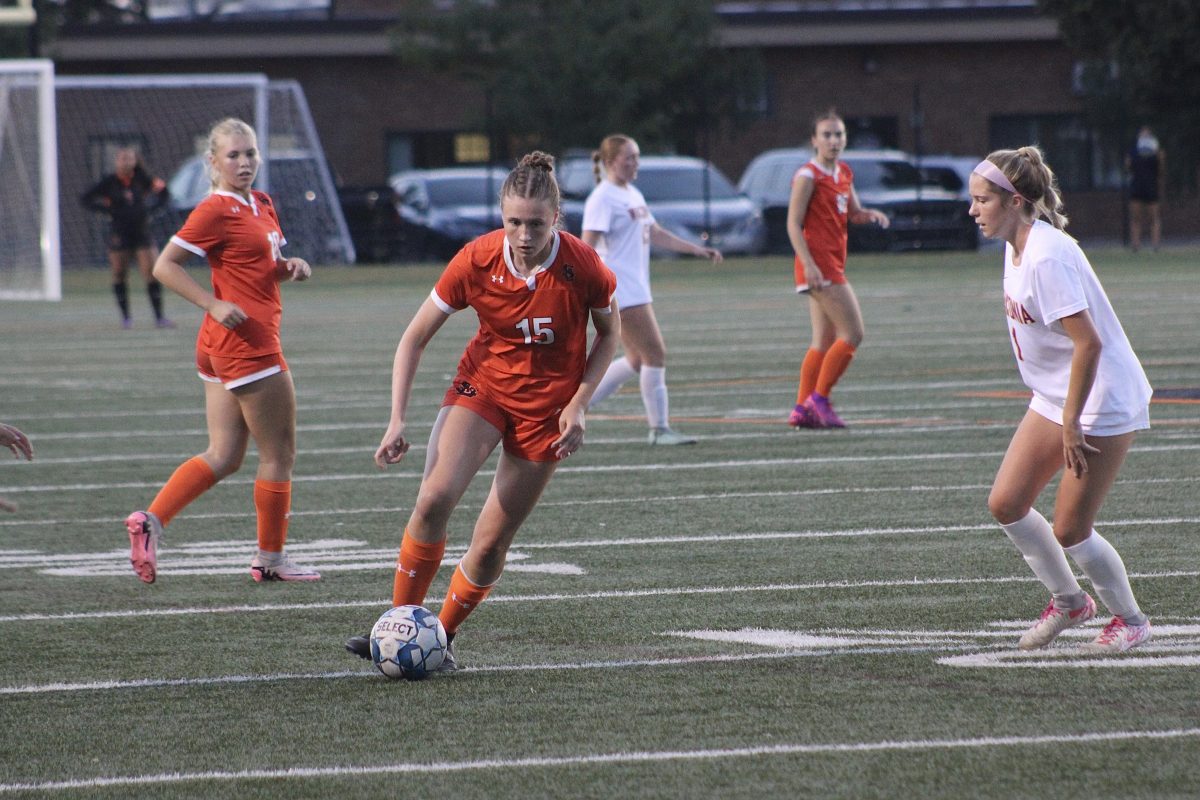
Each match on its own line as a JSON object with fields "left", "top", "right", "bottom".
{"left": 388, "top": 0, "right": 763, "bottom": 158}
{"left": 1038, "top": 0, "right": 1200, "bottom": 192}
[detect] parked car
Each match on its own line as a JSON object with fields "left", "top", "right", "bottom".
{"left": 737, "top": 148, "right": 977, "bottom": 254}
{"left": 558, "top": 154, "right": 766, "bottom": 256}
{"left": 915, "top": 155, "right": 996, "bottom": 249}
{"left": 336, "top": 184, "right": 419, "bottom": 263}
{"left": 388, "top": 166, "right": 508, "bottom": 261}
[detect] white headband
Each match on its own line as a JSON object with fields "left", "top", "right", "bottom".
{"left": 973, "top": 159, "right": 1024, "bottom": 201}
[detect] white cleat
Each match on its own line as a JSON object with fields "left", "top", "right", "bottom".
{"left": 1082, "top": 616, "right": 1152, "bottom": 654}
{"left": 647, "top": 427, "right": 697, "bottom": 446}
{"left": 1018, "top": 593, "right": 1096, "bottom": 650}
{"left": 250, "top": 552, "right": 321, "bottom": 583}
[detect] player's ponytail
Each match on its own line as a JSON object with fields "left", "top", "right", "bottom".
{"left": 593, "top": 134, "right": 634, "bottom": 184}
{"left": 985, "top": 145, "right": 1069, "bottom": 230}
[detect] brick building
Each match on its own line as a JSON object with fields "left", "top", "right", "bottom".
{"left": 44, "top": 0, "right": 1196, "bottom": 241}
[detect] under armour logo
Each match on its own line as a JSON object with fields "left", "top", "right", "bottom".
{"left": 396, "top": 561, "right": 417, "bottom": 578}
{"left": 450, "top": 592, "right": 473, "bottom": 610}
{"left": 491, "top": 274, "right": 505, "bottom": 283}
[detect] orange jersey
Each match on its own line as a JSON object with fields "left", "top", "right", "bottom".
{"left": 432, "top": 229, "right": 617, "bottom": 419}
{"left": 171, "top": 190, "right": 287, "bottom": 358}
{"left": 793, "top": 160, "right": 853, "bottom": 285}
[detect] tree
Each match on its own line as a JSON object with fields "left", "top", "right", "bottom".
{"left": 1038, "top": 0, "right": 1200, "bottom": 192}
{"left": 389, "top": 0, "right": 762, "bottom": 161}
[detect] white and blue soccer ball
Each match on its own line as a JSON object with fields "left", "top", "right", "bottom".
{"left": 370, "top": 604, "right": 448, "bottom": 680}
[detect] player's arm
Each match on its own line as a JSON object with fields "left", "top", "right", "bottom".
{"left": 276, "top": 256, "right": 312, "bottom": 282}
{"left": 1059, "top": 309, "right": 1103, "bottom": 478}
{"left": 648, "top": 224, "right": 722, "bottom": 262}
{"left": 553, "top": 297, "right": 621, "bottom": 460}
{"left": 374, "top": 297, "right": 451, "bottom": 468}
{"left": 786, "top": 173, "right": 826, "bottom": 290}
{"left": 848, "top": 185, "right": 889, "bottom": 227}
{"left": 152, "top": 241, "right": 246, "bottom": 329}
{"left": 80, "top": 180, "right": 111, "bottom": 213}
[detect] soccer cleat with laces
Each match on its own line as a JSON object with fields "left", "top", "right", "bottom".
{"left": 1082, "top": 616, "right": 1152, "bottom": 654}
{"left": 125, "top": 510, "right": 163, "bottom": 584}
{"left": 1018, "top": 593, "right": 1096, "bottom": 650}
{"left": 250, "top": 552, "right": 321, "bottom": 582}
{"left": 647, "top": 427, "right": 697, "bottom": 445}
{"left": 788, "top": 402, "right": 818, "bottom": 428}
{"left": 346, "top": 632, "right": 460, "bottom": 673}
{"left": 803, "top": 392, "right": 846, "bottom": 428}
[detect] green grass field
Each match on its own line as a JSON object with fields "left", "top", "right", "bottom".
{"left": 1, "top": 247, "right": 1198, "bottom": 798}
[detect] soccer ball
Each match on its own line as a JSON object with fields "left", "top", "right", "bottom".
{"left": 370, "top": 604, "right": 448, "bottom": 680}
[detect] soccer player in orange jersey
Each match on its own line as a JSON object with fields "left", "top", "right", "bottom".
{"left": 123, "top": 118, "right": 320, "bottom": 585}
{"left": 345, "top": 152, "right": 619, "bottom": 671}
{"left": 786, "top": 109, "right": 889, "bottom": 429}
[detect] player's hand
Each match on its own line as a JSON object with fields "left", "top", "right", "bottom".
{"left": 552, "top": 403, "right": 586, "bottom": 460}
{"left": 1063, "top": 423, "right": 1099, "bottom": 479}
{"left": 375, "top": 424, "right": 410, "bottom": 468}
{"left": 282, "top": 258, "right": 311, "bottom": 282}
{"left": 871, "top": 209, "right": 891, "bottom": 229}
{"left": 0, "top": 423, "right": 32, "bottom": 462}
{"left": 803, "top": 264, "right": 829, "bottom": 293}
{"left": 698, "top": 247, "right": 724, "bottom": 263}
{"left": 207, "top": 300, "right": 247, "bottom": 329}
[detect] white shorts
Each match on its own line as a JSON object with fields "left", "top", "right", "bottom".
{"left": 1029, "top": 395, "right": 1150, "bottom": 437}
{"left": 613, "top": 275, "right": 652, "bottom": 310}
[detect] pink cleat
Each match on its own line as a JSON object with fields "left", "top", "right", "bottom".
{"left": 251, "top": 552, "right": 321, "bottom": 582}
{"left": 1083, "top": 616, "right": 1152, "bottom": 653}
{"left": 788, "top": 402, "right": 817, "bottom": 428}
{"left": 803, "top": 392, "right": 846, "bottom": 428}
{"left": 1018, "top": 593, "right": 1096, "bottom": 650}
{"left": 125, "top": 510, "right": 163, "bottom": 584}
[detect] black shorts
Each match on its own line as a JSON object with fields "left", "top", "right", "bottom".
{"left": 108, "top": 226, "right": 153, "bottom": 252}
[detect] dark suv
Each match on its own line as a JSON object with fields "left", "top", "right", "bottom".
{"left": 737, "top": 148, "right": 976, "bottom": 254}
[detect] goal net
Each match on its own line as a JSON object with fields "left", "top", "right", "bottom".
{"left": 0, "top": 60, "right": 60, "bottom": 301}
{"left": 55, "top": 73, "right": 355, "bottom": 275}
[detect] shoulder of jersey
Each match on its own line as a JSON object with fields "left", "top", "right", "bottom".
{"left": 462, "top": 229, "right": 506, "bottom": 269}
{"left": 251, "top": 189, "right": 273, "bottom": 208}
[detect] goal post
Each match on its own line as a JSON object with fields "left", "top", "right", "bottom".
{"left": 55, "top": 73, "right": 355, "bottom": 274}
{"left": 0, "top": 59, "right": 60, "bottom": 301}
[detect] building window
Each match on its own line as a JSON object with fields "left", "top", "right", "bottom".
{"left": 454, "top": 133, "right": 490, "bottom": 164}
{"left": 989, "top": 114, "right": 1121, "bottom": 191}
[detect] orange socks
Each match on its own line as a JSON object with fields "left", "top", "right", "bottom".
{"left": 796, "top": 348, "right": 825, "bottom": 405}
{"left": 438, "top": 564, "right": 495, "bottom": 635}
{"left": 147, "top": 456, "right": 218, "bottom": 527}
{"left": 392, "top": 531, "right": 446, "bottom": 607}
{"left": 253, "top": 479, "right": 291, "bottom": 553}
{"left": 815, "top": 339, "right": 856, "bottom": 397}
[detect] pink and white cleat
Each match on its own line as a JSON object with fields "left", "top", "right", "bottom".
{"left": 1082, "top": 616, "right": 1152, "bottom": 654}
{"left": 250, "top": 552, "right": 321, "bottom": 583}
{"left": 125, "top": 510, "right": 163, "bottom": 584}
{"left": 1018, "top": 593, "right": 1096, "bottom": 650}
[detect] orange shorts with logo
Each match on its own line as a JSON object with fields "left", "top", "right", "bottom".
{"left": 197, "top": 350, "right": 289, "bottom": 390}
{"left": 441, "top": 374, "right": 563, "bottom": 462}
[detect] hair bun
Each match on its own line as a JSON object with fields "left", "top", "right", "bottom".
{"left": 519, "top": 151, "right": 555, "bottom": 172}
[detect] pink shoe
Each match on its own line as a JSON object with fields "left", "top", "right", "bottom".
{"left": 788, "top": 403, "right": 817, "bottom": 428}
{"left": 125, "top": 510, "right": 162, "bottom": 584}
{"left": 1083, "top": 615, "right": 1152, "bottom": 653}
{"left": 804, "top": 392, "right": 846, "bottom": 428}
{"left": 1018, "top": 593, "right": 1096, "bottom": 650}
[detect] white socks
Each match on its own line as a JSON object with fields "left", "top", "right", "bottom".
{"left": 1066, "top": 532, "right": 1146, "bottom": 624}
{"left": 589, "top": 357, "right": 638, "bottom": 409}
{"left": 640, "top": 365, "right": 669, "bottom": 430}
{"left": 588, "top": 358, "right": 672, "bottom": 431}
{"left": 1000, "top": 509, "right": 1084, "bottom": 603}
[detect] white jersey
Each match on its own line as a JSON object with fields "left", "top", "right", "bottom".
{"left": 582, "top": 179, "right": 655, "bottom": 309}
{"left": 1003, "top": 220, "right": 1152, "bottom": 435}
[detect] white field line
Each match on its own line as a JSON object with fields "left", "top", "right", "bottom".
{"left": 6, "top": 476, "right": 1199, "bottom": 528}
{"left": 7, "top": 443, "right": 1200, "bottom": 494}
{"left": 2, "top": 569, "right": 1196, "bottom": 624}
{"left": 1, "top": 728, "right": 1197, "bottom": 793}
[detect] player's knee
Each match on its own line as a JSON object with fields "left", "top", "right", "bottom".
{"left": 987, "top": 491, "right": 1027, "bottom": 525}
{"left": 204, "top": 451, "right": 244, "bottom": 479}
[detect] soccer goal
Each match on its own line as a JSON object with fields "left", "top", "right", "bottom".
{"left": 0, "top": 60, "right": 61, "bottom": 301}
{"left": 55, "top": 73, "right": 355, "bottom": 274}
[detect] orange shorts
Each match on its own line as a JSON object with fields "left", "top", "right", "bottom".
{"left": 197, "top": 350, "right": 288, "bottom": 390}
{"left": 441, "top": 375, "right": 563, "bottom": 462}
